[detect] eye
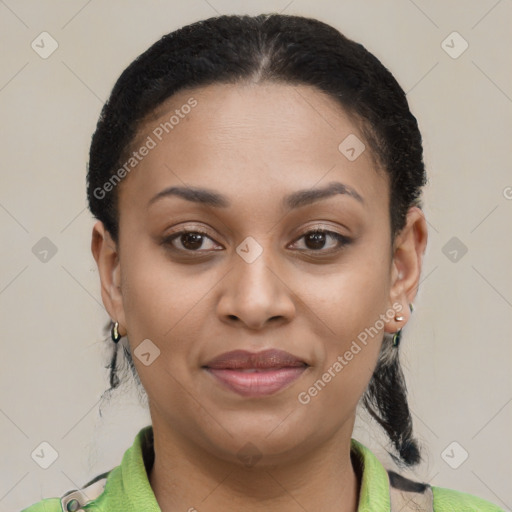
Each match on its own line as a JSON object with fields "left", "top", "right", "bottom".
{"left": 162, "top": 227, "right": 351, "bottom": 255}
{"left": 289, "top": 229, "right": 351, "bottom": 253}
{"left": 163, "top": 230, "right": 222, "bottom": 252}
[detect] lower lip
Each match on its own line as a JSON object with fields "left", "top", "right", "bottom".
{"left": 205, "top": 367, "right": 307, "bottom": 397}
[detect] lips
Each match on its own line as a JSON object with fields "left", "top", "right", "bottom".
{"left": 204, "top": 349, "right": 307, "bottom": 370}
{"left": 203, "top": 349, "right": 309, "bottom": 397}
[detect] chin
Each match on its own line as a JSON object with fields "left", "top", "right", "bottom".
{"left": 193, "top": 412, "right": 319, "bottom": 466}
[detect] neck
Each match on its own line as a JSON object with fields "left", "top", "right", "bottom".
{"left": 148, "top": 419, "right": 361, "bottom": 512}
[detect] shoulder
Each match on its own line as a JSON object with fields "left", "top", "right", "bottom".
{"left": 388, "top": 469, "right": 504, "bottom": 511}
{"left": 20, "top": 472, "right": 110, "bottom": 512}
{"left": 387, "top": 470, "right": 504, "bottom": 512}
{"left": 386, "top": 467, "right": 504, "bottom": 512}
{"left": 20, "top": 425, "right": 154, "bottom": 512}
{"left": 432, "top": 485, "right": 505, "bottom": 511}
{"left": 20, "top": 498, "right": 63, "bottom": 512}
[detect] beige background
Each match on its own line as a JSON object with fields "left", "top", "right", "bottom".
{"left": 1, "top": 1, "right": 511, "bottom": 510}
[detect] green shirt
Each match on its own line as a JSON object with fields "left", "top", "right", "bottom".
{"left": 21, "top": 425, "right": 504, "bottom": 511}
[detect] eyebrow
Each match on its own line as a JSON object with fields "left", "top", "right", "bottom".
{"left": 147, "top": 181, "right": 364, "bottom": 210}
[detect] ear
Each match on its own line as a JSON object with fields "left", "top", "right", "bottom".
{"left": 385, "top": 206, "right": 428, "bottom": 333}
{"left": 91, "top": 220, "right": 127, "bottom": 336}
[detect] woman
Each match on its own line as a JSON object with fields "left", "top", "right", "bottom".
{"left": 22, "top": 13, "right": 503, "bottom": 512}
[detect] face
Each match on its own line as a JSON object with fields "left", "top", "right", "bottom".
{"left": 92, "top": 81, "right": 426, "bottom": 466}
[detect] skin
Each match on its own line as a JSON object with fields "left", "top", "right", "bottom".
{"left": 92, "top": 82, "right": 428, "bottom": 512}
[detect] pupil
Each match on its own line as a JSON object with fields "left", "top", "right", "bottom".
{"left": 306, "top": 231, "right": 326, "bottom": 250}
{"left": 182, "top": 233, "right": 203, "bottom": 250}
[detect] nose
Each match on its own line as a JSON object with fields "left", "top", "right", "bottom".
{"left": 216, "top": 244, "right": 296, "bottom": 330}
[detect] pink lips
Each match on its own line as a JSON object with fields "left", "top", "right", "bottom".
{"left": 203, "top": 349, "right": 308, "bottom": 397}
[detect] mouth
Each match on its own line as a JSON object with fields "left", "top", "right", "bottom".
{"left": 202, "top": 349, "right": 309, "bottom": 397}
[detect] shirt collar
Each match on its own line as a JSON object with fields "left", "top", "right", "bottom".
{"left": 101, "top": 425, "right": 391, "bottom": 511}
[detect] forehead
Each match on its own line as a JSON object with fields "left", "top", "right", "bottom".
{"left": 120, "top": 81, "right": 388, "bottom": 213}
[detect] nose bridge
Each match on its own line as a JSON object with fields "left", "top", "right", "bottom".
{"left": 233, "top": 235, "right": 281, "bottom": 302}
{"left": 217, "top": 234, "right": 295, "bottom": 328}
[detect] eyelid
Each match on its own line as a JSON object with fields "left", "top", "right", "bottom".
{"left": 164, "top": 223, "right": 217, "bottom": 240}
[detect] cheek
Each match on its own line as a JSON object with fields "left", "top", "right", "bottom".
{"left": 296, "top": 278, "right": 386, "bottom": 422}
{"left": 120, "top": 238, "right": 198, "bottom": 331}
{"left": 309, "top": 249, "right": 391, "bottom": 339}
{"left": 118, "top": 248, "right": 206, "bottom": 411}
{"left": 296, "top": 246, "right": 391, "bottom": 407}
{"left": 119, "top": 241, "right": 218, "bottom": 374}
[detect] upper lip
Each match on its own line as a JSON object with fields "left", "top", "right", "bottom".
{"left": 203, "top": 349, "right": 308, "bottom": 370}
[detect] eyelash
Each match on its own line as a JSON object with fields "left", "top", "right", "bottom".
{"left": 162, "top": 227, "right": 352, "bottom": 255}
